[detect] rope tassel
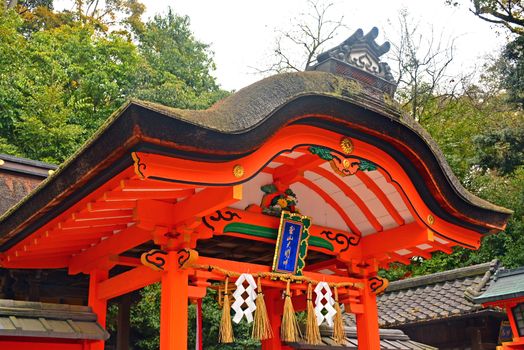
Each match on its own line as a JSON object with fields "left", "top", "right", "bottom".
{"left": 219, "top": 276, "right": 234, "bottom": 343}
{"left": 252, "top": 277, "right": 273, "bottom": 341}
{"left": 332, "top": 287, "right": 346, "bottom": 344}
{"left": 281, "top": 279, "right": 301, "bottom": 342}
{"left": 306, "top": 283, "right": 322, "bottom": 345}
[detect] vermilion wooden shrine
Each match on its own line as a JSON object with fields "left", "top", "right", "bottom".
{"left": 0, "top": 28, "right": 512, "bottom": 350}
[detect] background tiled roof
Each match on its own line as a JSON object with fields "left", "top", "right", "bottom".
{"left": 290, "top": 327, "right": 436, "bottom": 349}
{"left": 473, "top": 265, "right": 524, "bottom": 304}
{"left": 345, "top": 260, "right": 503, "bottom": 328}
{"left": 0, "top": 299, "right": 109, "bottom": 340}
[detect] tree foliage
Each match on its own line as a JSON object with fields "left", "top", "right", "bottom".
{"left": 0, "top": 3, "right": 227, "bottom": 163}
{"left": 125, "top": 284, "right": 258, "bottom": 350}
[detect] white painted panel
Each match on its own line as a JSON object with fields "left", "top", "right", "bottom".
{"left": 341, "top": 203, "right": 367, "bottom": 225}
{"left": 303, "top": 170, "right": 323, "bottom": 181}
{"left": 397, "top": 209, "right": 415, "bottom": 223}
{"left": 434, "top": 237, "right": 450, "bottom": 244}
{"left": 312, "top": 176, "right": 341, "bottom": 195}
{"left": 354, "top": 221, "right": 376, "bottom": 236}
{"left": 376, "top": 215, "right": 399, "bottom": 230}
{"left": 416, "top": 244, "right": 432, "bottom": 250}
{"left": 289, "top": 183, "right": 347, "bottom": 231}
{"left": 365, "top": 170, "right": 382, "bottom": 179}
{"left": 230, "top": 172, "right": 273, "bottom": 210}
{"left": 395, "top": 249, "right": 412, "bottom": 256}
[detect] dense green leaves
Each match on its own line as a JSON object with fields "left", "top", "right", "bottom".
{"left": 0, "top": 4, "right": 227, "bottom": 163}
{"left": 126, "top": 284, "right": 259, "bottom": 350}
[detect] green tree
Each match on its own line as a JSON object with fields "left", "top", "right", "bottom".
{"left": 133, "top": 8, "right": 227, "bottom": 109}
{"left": 128, "top": 284, "right": 258, "bottom": 350}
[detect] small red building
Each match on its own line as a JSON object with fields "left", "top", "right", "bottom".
{"left": 474, "top": 266, "right": 524, "bottom": 349}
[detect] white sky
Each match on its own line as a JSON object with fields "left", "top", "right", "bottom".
{"left": 56, "top": 0, "right": 509, "bottom": 91}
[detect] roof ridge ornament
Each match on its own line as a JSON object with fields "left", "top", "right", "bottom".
{"left": 308, "top": 27, "right": 397, "bottom": 96}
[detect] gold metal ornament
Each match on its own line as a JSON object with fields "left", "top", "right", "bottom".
{"left": 342, "top": 159, "right": 351, "bottom": 169}
{"left": 427, "top": 215, "right": 435, "bottom": 225}
{"left": 340, "top": 137, "right": 354, "bottom": 154}
{"left": 233, "top": 164, "right": 245, "bottom": 178}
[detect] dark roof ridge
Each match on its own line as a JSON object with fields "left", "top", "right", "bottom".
{"left": 0, "top": 153, "right": 57, "bottom": 170}
{"left": 387, "top": 259, "right": 499, "bottom": 292}
{"left": 494, "top": 265, "right": 524, "bottom": 280}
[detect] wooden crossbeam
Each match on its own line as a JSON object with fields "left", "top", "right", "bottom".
{"left": 68, "top": 225, "right": 155, "bottom": 274}
{"left": 134, "top": 186, "right": 243, "bottom": 229}
{"left": 196, "top": 256, "right": 361, "bottom": 287}
{"left": 88, "top": 201, "right": 136, "bottom": 212}
{"left": 431, "top": 240, "right": 453, "bottom": 254}
{"left": 104, "top": 189, "right": 194, "bottom": 201}
{"left": 72, "top": 210, "right": 133, "bottom": 221}
{"left": 357, "top": 222, "right": 427, "bottom": 259}
{"left": 272, "top": 154, "right": 325, "bottom": 183}
{"left": 97, "top": 265, "right": 206, "bottom": 300}
{"left": 59, "top": 217, "right": 132, "bottom": 230}
{"left": 120, "top": 179, "right": 196, "bottom": 191}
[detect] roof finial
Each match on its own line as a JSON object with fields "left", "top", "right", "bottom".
{"left": 308, "top": 27, "right": 396, "bottom": 96}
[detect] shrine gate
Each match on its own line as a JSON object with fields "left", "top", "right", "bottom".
{"left": 0, "top": 28, "right": 511, "bottom": 350}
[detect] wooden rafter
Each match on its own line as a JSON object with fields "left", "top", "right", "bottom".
{"left": 311, "top": 167, "right": 384, "bottom": 232}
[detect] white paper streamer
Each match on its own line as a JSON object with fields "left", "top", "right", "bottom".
{"left": 314, "top": 282, "right": 336, "bottom": 326}
{"left": 232, "top": 273, "right": 257, "bottom": 324}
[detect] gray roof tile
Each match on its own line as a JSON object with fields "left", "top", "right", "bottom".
{"left": 0, "top": 299, "right": 109, "bottom": 340}
{"left": 345, "top": 260, "right": 505, "bottom": 328}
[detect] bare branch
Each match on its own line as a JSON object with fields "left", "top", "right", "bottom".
{"left": 254, "top": 0, "right": 346, "bottom": 74}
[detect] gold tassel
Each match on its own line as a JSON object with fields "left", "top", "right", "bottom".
{"left": 305, "top": 283, "right": 322, "bottom": 345}
{"left": 252, "top": 277, "right": 273, "bottom": 341}
{"left": 219, "top": 276, "right": 234, "bottom": 343}
{"left": 333, "top": 287, "right": 346, "bottom": 344}
{"left": 281, "top": 279, "right": 301, "bottom": 342}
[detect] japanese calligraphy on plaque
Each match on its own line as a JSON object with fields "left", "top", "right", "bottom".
{"left": 272, "top": 211, "right": 311, "bottom": 276}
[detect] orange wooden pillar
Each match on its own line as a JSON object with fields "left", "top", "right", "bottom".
{"left": 356, "top": 278, "right": 381, "bottom": 350}
{"left": 160, "top": 250, "right": 189, "bottom": 350}
{"left": 88, "top": 269, "right": 108, "bottom": 350}
{"left": 261, "top": 288, "right": 292, "bottom": 350}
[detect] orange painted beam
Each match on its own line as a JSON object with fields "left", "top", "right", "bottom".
{"left": 311, "top": 167, "right": 383, "bottom": 232}
{"left": 203, "top": 207, "right": 361, "bottom": 258}
{"left": 356, "top": 171, "right": 405, "bottom": 226}
{"left": 59, "top": 217, "right": 132, "bottom": 230}
{"left": 196, "top": 256, "right": 361, "bottom": 286}
{"left": 431, "top": 240, "right": 453, "bottom": 254}
{"left": 273, "top": 154, "right": 325, "bottom": 183}
{"left": 94, "top": 263, "right": 207, "bottom": 301}
{"left": 72, "top": 209, "right": 133, "bottom": 221}
{"left": 410, "top": 247, "right": 432, "bottom": 260}
{"left": 135, "top": 186, "right": 243, "bottom": 231}
{"left": 120, "top": 179, "right": 196, "bottom": 191}
{"left": 104, "top": 189, "right": 195, "bottom": 201}
{"left": 68, "top": 226, "right": 155, "bottom": 274}
{"left": 1, "top": 255, "right": 70, "bottom": 268}
{"left": 88, "top": 201, "right": 136, "bottom": 212}
{"left": 97, "top": 266, "right": 159, "bottom": 300}
{"left": 52, "top": 225, "right": 128, "bottom": 236}
{"left": 357, "top": 222, "right": 427, "bottom": 259}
